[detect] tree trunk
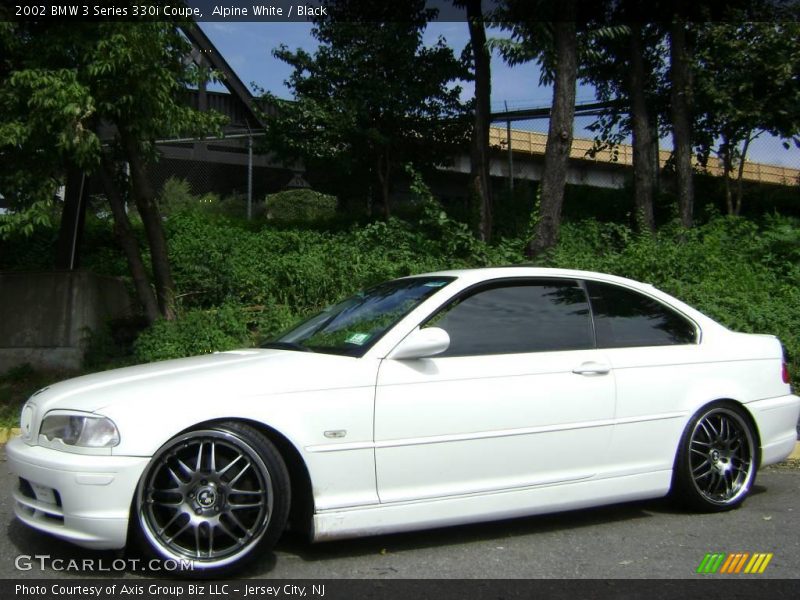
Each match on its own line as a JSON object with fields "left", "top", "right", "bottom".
{"left": 527, "top": 9, "right": 577, "bottom": 258}
{"left": 670, "top": 20, "right": 695, "bottom": 228}
{"left": 98, "top": 156, "right": 160, "bottom": 324}
{"left": 628, "top": 22, "right": 656, "bottom": 232}
{"left": 466, "top": 0, "right": 492, "bottom": 242}
{"left": 120, "top": 128, "right": 176, "bottom": 320}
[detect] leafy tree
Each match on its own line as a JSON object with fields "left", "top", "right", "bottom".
{"left": 0, "top": 23, "right": 100, "bottom": 220}
{"left": 693, "top": 20, "right": 800, "bottom": 215}
{"left": 0, "top": 17, "right": 224, "bottom": 322}
{"left": 261, "top": 0, "right": 469, "bottom": 218}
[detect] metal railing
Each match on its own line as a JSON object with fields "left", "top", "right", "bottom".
{"left": 489, "top": 127, "right": 800, "bottom": 187}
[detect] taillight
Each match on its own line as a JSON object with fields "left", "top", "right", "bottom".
{"left": 782, "top": 362, "right": 791, "bottom": 384}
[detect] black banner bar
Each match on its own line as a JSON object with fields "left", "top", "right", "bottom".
{"left": 3, "top": 1, "right": 800, "bottom": 23}
{"left": 4, "top": 579, "right": 800, "bottom": 600}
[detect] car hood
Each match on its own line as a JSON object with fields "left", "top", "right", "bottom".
{"left": 26, "top": 349, "right": 374, "bottom": 415}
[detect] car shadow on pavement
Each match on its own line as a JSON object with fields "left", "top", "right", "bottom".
{"left": 240, "top": 498, "right": 663, "bottom": 576}
{"left": 642, "top": 482, "right": 768, "bottom": 516}
{"left": 242, "top": 481, "right": 773, "bottom": 577}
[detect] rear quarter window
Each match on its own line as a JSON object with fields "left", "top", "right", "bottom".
{"left": 585, "top": 280, "right": 698, "bottom": 348}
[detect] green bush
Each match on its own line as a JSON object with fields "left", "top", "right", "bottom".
{"left": 264, "top": 189, "right": 338, "bottom": 224}
{"left": 133, "top": 303, "right": 248, "bottom": 362}
{"left": 158, "top": 177, "right": 220, "bottom": 216}
{"left": 132, "top": 301, "right": 298, "bottom": 363}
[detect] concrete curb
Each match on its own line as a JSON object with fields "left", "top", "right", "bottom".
{"left": 789, "top": 442, "right": 800, "bottom": 460}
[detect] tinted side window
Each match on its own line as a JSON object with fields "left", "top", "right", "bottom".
{"left": 427, "top": 280, "right": 593, "bottom": 357}
{"left": 585, "top": 281, "right": 697, "bottom": 348}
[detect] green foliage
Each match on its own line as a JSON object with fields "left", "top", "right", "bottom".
{"left": 0, "top": 200, "right": 61, "bottom": 241}
{"left": 0, "top": 18, "right": 226, "bottom": 294}
{"left": 81, "top": 316, "right": 148, "bottom": 370}
{"left": 406, "top": 165, "right": 519, "bottom": 264}
{"left": 133, "top": 303, "right": 251, "bottom": 362}
{"left": 265, "top": 189, "right": 338, "bottom": 224}
{"left": 164, "top": 208, "right": 491, "bottom": 312}
{"left": 260, "top": 0, "right": 469, "bottom": 208}
{"left": 0, "top": 59, "right": 101, "bottom": 210}
{"left": 0, "top": 210, "right": 59, "bottom": 271}
{"left": 0, "top": 209, "right": 129, "bottom": 274}
{"left": 157, "top": 177, "right": 220, "bottom": 216}
{"left": 132, "top": 302, "right": 297, "bottom": 363}
{"left": 693, "top": 21, "right": 800, "bottom": 164}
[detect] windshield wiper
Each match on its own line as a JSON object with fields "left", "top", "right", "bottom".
{"left": 260, "top": 341, "right": 314, "bottom": 353}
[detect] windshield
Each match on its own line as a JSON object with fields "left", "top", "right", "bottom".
{"left": 263, "top": 276, "right": 454, "bottom": 357}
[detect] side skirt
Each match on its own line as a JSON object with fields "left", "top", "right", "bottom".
{"left": 311, "top": 470, "right": 671, "bottom": 542}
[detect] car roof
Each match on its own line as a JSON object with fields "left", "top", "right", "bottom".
{"left": 410, "top": 266, "right": 656, "bottom": 290}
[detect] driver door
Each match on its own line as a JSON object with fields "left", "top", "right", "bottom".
{"left": 374, "top": 278, "right": 616, "bottom": 503}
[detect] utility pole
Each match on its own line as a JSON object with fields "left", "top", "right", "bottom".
{"left": 505, "top": 101, "right": 513, "bottom": 191}
{"left": 247, "top": 133, "right": 253, "bottom": 220}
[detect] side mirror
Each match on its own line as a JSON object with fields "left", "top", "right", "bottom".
{"left": 389, "top": 327, "right": 450, "bottom": 360}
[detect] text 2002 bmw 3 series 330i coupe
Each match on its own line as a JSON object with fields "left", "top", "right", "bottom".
{"left": 7, "top": 268, "right": 799, "bottom": 575}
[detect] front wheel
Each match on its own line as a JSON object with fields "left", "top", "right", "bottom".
{"left": 671, "top": 404, "right": 758, "bottom": 511}
{"left": 133, "top": 422, "right": 290, "bottom": 576}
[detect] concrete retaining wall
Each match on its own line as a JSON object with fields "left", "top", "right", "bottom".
{"left": 0, "top": 271, "right": 132, "bottom": 372}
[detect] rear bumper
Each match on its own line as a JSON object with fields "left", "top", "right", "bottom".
{"left": 5, "top": 437, "right": 149, "bottom": 550}
{"left": 745, "top": 393, "right": 800, "bottom": 466}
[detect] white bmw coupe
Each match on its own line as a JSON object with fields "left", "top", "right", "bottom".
{"left": 7, "top": 267, "right": 799, "bottom": 575}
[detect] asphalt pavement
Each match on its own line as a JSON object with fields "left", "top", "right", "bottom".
{"left": 0, "top": 449, "right": 798, "bottom": 579}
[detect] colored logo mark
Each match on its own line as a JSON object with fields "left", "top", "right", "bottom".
{"left": 696, "top": 552, "right": 773, "bottom": 574}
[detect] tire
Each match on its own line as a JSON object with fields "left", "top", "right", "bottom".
{"left": 133, "top": 421, "right": 290, "bottom": 576}
{"left": 671, "top": 403, "right": 759, "bottom": 512}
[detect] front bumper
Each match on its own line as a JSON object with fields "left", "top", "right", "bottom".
{"left": 5, "top": 437, "right": 149, "bottom": 550}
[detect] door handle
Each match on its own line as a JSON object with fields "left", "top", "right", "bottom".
{"left": 572, "top": 361, "right": 611, "bottom": 376}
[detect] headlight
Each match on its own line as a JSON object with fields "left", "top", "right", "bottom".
{"left": 39, "top": 413, "right": 120, "bottom": 448}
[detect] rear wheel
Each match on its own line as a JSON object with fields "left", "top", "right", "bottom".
{"left": 672, "top": 404, "right": 758, "bottom": 511}
{"left": 134, "top": 422, "right": 290, "bottom": 576}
